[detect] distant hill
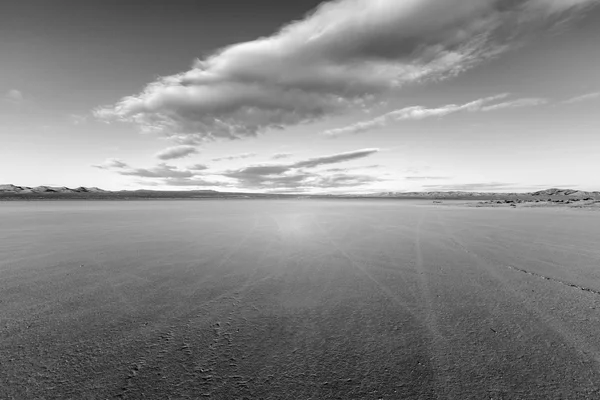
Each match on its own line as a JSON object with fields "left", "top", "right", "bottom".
{"left": 374, "top": 191, "right": 508, "bottom": 198}
{"left": 372, "top": 188, "right": 600, "bottom": 200}
{"left": 1, "top": 185, "right": 598, "bottom": 200}
{"left": 0, "top": 184, "right": 106, "bottom": 194}
{"left": 530, "top": 188, "right": 598, "bottom": 197}
{"left": 0, "top": 185, "right": 274, "bottom": 200}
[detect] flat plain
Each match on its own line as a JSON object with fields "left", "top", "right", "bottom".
{"left": 1, "top": 200, "right": 600, "bottom": 399}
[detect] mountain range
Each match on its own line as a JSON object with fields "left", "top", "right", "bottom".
{"left": 0, "top": 184, "right": 106, "bottom": 194}
{"left": 373, "top": 188, "right": 600, "bottom": 199}
{"left": 1, "top": 185, "right": 599, "bottom": 200}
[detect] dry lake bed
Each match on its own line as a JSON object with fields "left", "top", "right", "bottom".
{"left": 1, "top": 200, "right": 600, "bottom": 399}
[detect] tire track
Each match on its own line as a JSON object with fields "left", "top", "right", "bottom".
{"left": 440, "top": 217, "right": 600, "bottom": 257}
{"left": 316, "top": 212, "right": 454, "bottom": 398}
{"left": 412, "top": 214, "right": 454, "bottom": 398}
{"left": 312, "top": 216, "right": 420, "bottom": 319}
{"left": 506, "top": 265, "right": 600, "bottom": 296}
{"left": 190, "top": 213, "right": 297, "bottom": 398}
{"left": 433, "top": 210, "right": 600, "bottom": 367}
{"left": 435, "top": 211, "right": 600, "bottom": 298}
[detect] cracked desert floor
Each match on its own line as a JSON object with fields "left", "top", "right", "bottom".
{"left": 2, "top": 200, "right": 600, "bottom": 399}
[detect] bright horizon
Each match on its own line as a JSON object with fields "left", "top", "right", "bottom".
{"left": 2, "top": 0, "right": 600, "bottom": 194}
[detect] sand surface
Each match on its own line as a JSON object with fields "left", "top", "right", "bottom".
{"left": 1, "top": 200, "right": 600, "bottom": 399}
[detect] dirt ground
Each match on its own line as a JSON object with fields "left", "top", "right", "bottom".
{"left": 1, "top": 200, "right": 600, "bottom": 399}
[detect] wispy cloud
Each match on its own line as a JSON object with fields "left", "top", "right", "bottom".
{"left": 223, "top": 148, "right": 381, "bottom": 190}
{"left": 324, "top": 93, "right": 549, "bottom": 136}
{"left": 421, "top": 182, "right": 579, "bottom": 193}
{"left": 563, "top": 92, "right": 600, "bottom": 104}
{"left": 323, "top": 164, "right": 381, "bottom": 173}
{"left": 271, "top": 152, "right": 293, "bottom": 160}
{"left": 119, "top": 164, "right": 194, "bottom": 178}
{"left": 93, "top": 158, "right": 129, "bottom": 169}
{"left": 225, "top": 149, "right": 379, "bottom": 178}
{"left": 94, "top": 159, "right": 194, "bottom": 178}
{"left": 480, "top": 97, "right": 548, "bottom": 112}
{"left": 211, "top": 153, "right": 256, "bottom": 162}
{"left": 405, "top": 176, "right": 451, "bottom": 181}
{"left": 292, "top": 148, "right": 379, "bottom": 168}
{"left": 94, "top": 0, "right": 597, "bottom": 142}
{"left": 155, "top": 145, "right": 199, "bottom": 160}
{"left": 68, "top": 114, "right": 88, "bottom": 125}
{"left": 4, "top": 89, "right": 24, "bottom": 105}
{"left": 186, "top": 163, "right": 209, "bottom": 171}
{"left": 422, "top": 182, "right": 518, "bottom": 191}
{"left": 224, "top": 170, "right": 382, "bottom": 191}
{"left": 162, "top": 177, "right": 217, "bottom": 187}
{"left": 94, "top": 149, "right": 381, "bottom": 192}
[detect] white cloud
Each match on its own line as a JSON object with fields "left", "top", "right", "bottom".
{"left": 94, "top": 0, "right": 597, "bottom": 142}
{"left": 186, "top": 163, "right": 209, "bottom": 171}
{"left": 271, "top": 152, "right": 293, "bottom": 160}
{"left": 155, "top": 145, "right": 199, "bottom": 160}
{"left": 292, "top": 148, "right": 379, "bottom": 168}
{"left": 405, "top": 176, "right": 451, "bottom": 181}
{"left": 563, "top": 92, "right": 600, "bottom": 104}
{"left": 422, "top": 182, "right": 518, "bottom": 191}
{"left": 222, "top": 148, "right": 381, "bottom": 190}
{"left": 211, "top": 152, "right": 256, "bottom": 162}
{"left": 5, "top": 89, "right": 24, "bottom": 104}
{"left": 68, "top": 114, "right": 88, "bottom": 125}
{"left": 323, "top": 93, "right": 537, "bottom": 136}
{"left": 92, "top": 158, "right": 128, "bottom": 169}
{"left": 480, "top": 97, "right": 548, "bottom": 111}
{"left": 93, "top": 159, "right": 194, "bottom": 178}
{"left": 162, "top": 177, "right": 218, "bottom": 187}
{"left": 93, "top": 149, "right": 381, "bottom": 191}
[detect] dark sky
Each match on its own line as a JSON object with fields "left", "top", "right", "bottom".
{"left": 1, "top": 0, "right": 325, "bottom": 109}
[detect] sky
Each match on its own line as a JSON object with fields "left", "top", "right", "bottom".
{"left": 1, "top": 0, "right": 600, "bottom": 193}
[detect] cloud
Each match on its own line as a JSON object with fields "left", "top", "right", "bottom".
{"left": 220, "top": 148, "right": 379, "bottom": 184}
{"left": 271, "top": 152, "right": 293, "bottom": 160}
{"left": 563, "top": 92, "right": 600, "bottom": 104}
{"left": 68, "top": 114, "right": 88, "bottom": 125}
{"left": 211, "top": 152, "right": 256, "bottom": 162}
{"left": 293, "top": 148, "right": 379, "bottom": 168}
{"left": 119, "top": 164, "right": 195, "bottom": 178}
{"left": 311, "top": 173, "right": 381, "bottom": 189}
{"left": 186, "top": 163, "right": 209, "bottom": 171}
{"left": 155, "top": 145, "right": 199, "bottom": 160}
{"left": 405, "top": 176, "right": 451, "bottom": 181}
{"left": 323, "top": 164, "right": 381, "bottom": 173}
{"left": 422, "top": 182, "right": 518, "bottom": 191}
{"left": 94, "top": 159, "right": 194, "bottom": 178}
{"left": 224, "top": 169, "right": 382, "bottom": 191}
{"left": 323, "top": 94, "right": 502, "bottom": 136}
{"left": 4, "top": 89, "right": 24, "bottom": 105}
{"left": 93, "top": 158, "right": 129, "bottom": 169}
{"left": 480, "top": 97, "right": 548, "bottom": 111}
{"left": 323, "top": 94, "right": 549, "bottom": 136}
{"left": 162, "top": 177, "right": 218, "bottom": 187}
{"left": 223, "top": 148, "right": 381, "bottom": 190}
{"left": 94, "top": 0, "right": 597, "bottom": 141}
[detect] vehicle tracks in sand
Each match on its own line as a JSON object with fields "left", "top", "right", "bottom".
{"left": 412, "top": 214, "right": 455, "bottom": 399}
{"left": 442, "top": 218, "right": 600, "bottom": 259}
{"left": 506, "top": 265, "right": 600, "bottom": 296}
{"left": 433, "top": 210, "right": 600, "bottom": 368}
{"left": 312, "top": 217, "right": 419, "bottom": 320}
{"left": 314, "top": 212, "right": 465, "bottom": 398}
